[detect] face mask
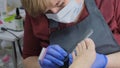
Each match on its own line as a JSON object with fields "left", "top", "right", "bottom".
{"left": 46, "top": 0, "right": 84, "bottom": 23}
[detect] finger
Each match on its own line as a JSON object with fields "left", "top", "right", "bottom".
{"left": 69, "top": 54, "right": 73, "bottom": 65}
{"left": 50, "top": 45, "right": 68, "bottom": 57}
{"left": 45, "top": 54, "right": 64, "bottom": 66}
{"left": 47, "top": 46, "right": 65, "bottom": 60}
{"left": 40, "top": 58, "right": 59, "bottom": 68}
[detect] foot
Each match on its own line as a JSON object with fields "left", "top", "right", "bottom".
{"left": 69, "top": 38, "right": 96, "bottom": 68}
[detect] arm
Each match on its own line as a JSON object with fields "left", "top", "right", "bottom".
{"left": 22, "top": 12, "right": 43, "bottom": 68}
{"left": 106, "top": 0, "right": 120, "bottom": 67}
{"left": 23, "top": 56, "right": 40, "bottom": 68}
{"left": 106, "top": 52, "right": 120, "bottom": 68}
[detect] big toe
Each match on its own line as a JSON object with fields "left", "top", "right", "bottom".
{"left": 85, "top": 38, "right": 95, "bottom": 51}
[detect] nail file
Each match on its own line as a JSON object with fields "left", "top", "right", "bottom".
{"left": 63, "top": 29, "right": 94, "bottom": 64}
{"left": 73, "top": 29, "right": 94, "bottom": 56}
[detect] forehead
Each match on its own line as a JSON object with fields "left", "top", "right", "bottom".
{"left": 49, "top": 0, "right": 67, "bottom": 6}
{"left": 50, "top": 0, "right": 60, "bottom": 3}
{"left": 45, "top": 0, "right": 63, "bottom": 9}
{"left": 45, "top": 0, "right": 69, "bottom": 13}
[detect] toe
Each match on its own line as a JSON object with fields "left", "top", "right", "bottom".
{"left": 85, "top": 38, "right": 95, "bottom": 50}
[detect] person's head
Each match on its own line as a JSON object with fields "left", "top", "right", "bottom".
{"left": 21, "top": 0, "right": 64, "bottom": 17}
{"left": 21, "top": 0, "right": 84, "bottom": 23}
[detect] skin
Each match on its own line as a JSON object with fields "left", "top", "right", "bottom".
{"left": 23, "top": 0, "right": 120, "bottom": 68}
{"left": 23, "top": 56, "right": 40, "bottom": 68}
{"left": 69, "top": 38, "right": 96, "bottom": 68}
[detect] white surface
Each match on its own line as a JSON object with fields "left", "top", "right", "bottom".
{"left": 0, "top": 0, "right": 7, "bottom": 13}
{"left": 0, "top": 30, "right": 24, "bottom": 41}
{"left": 0, "top": 22, "right": 24, "bottom": 41}
{"left": 0, "top": 8, "right": 25, "bottom": 41}
{"left": 38, "top": 48, "right": 47, "bottom": 60}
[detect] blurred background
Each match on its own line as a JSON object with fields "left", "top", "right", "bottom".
{"left": 0, "top": 0, "right": 24, "bottom": 68}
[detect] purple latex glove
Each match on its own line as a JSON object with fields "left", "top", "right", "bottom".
{"left": 92, "top": 53, "right": 108, "bottom": 68}
{"left": 39, "top": 44, "right": 68, "bottom": 68}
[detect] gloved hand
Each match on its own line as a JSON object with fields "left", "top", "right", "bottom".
{"left": 69, "top": 53, "right": 73, "bottom": 65}
{"left": 69, "top": 50, "right": 77, "bottom": 65}
{"left": 92, "top": 53, "right": 108, "bottom": 68}
{"left": 69, "top": 53, "right": 108, "bottom": 68}
{"left": 39, "top": 44, "right": 68, "bottom": 68}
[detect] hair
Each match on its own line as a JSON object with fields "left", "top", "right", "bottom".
{"left": 21, "top": 0, "right": 52, "bottom": 17}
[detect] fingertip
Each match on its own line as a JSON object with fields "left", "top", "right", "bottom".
{"left": 40, "top": 58, "right": 59, "bottom": 68}
{"left": 51, "top": 44, "right": 60, "bottom": 48}
{"left": 41, "top": 58, "right": 52, "bottom": 66}
{"left": 69, "top": 54, "right": 73, "bottom": 65}
{"left": 69, "top": 54, "right": 73, "bottom": 59}
{"left": 53, "top": 45, "right": 68, "bottom": 57}
{"left": 63, "top": 51, "right": 68, "bottom": 57}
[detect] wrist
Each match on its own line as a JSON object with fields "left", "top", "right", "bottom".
{"left": 102, "top": 54, "right": 108, "bottom": 68}
{"left": 97, "top": 53, "right": 108, "bottom": 67}
{"left": 92, "top": 53, "right": 108, "bottom": 68}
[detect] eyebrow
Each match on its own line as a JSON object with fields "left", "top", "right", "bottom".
{"left": 45, "top": 1, "right": 64, "bottom": 14}
{"left": 45, "top": 10, "right": 53, "bottom": 14}
{"left": 56, "top": 0, "right": 61, "bottom": 6}
{"left": 56, "top": 1, "right": 64, "bottom": 7}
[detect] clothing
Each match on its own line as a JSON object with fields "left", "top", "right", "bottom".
{"left": 50, "top": 0, "right": 120, "bottom": 55}
{"left": 23, "top": 0, "right": 120, "bottom": 59}
{"left": 46, "top": 0, "right": 84, "bottom": 23}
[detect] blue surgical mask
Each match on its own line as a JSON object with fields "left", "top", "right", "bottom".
{"left": 46, "top": 0, "right": 84, "bottom": 23}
